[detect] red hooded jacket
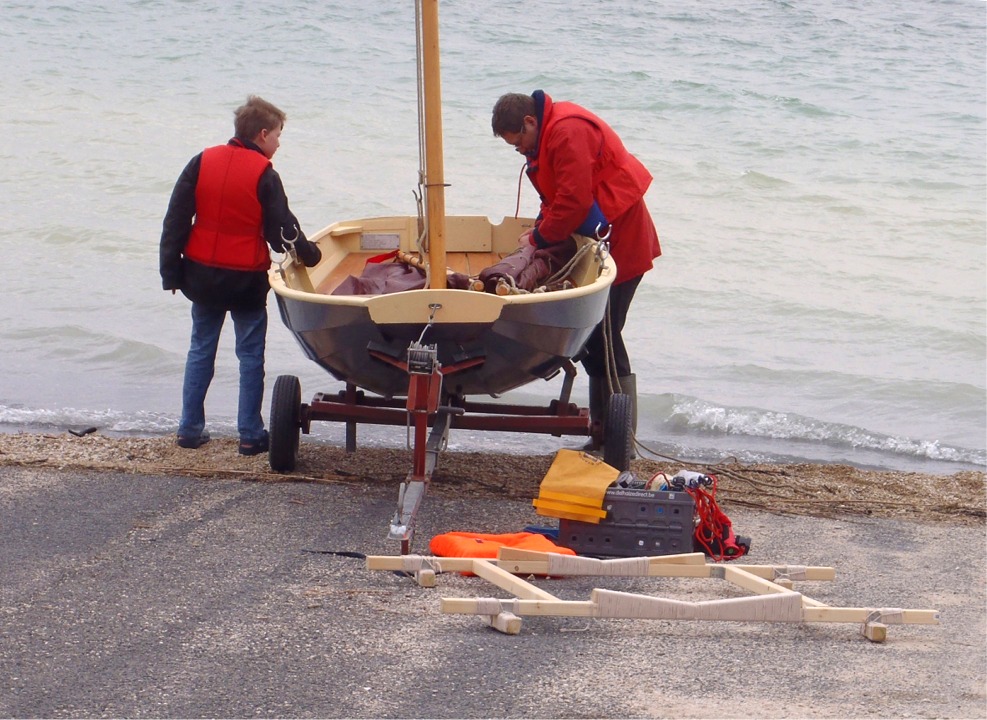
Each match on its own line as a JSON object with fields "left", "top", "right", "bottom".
{"left": 527, "top": 93, "right": 660, "bottom": 284}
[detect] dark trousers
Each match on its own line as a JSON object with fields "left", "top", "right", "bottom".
{"left": 580, "top": 275, "right": 642, "bottom": 379}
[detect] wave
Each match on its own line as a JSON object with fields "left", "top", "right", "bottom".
{"left": 661, "top": 395, "right": 985, "bottom": 469}
{"left": 0, "top": 405, "right": 180, "bottom": 436}
{"left": 3, "top": 392, "right": 983, "bottom": 478}
{"left": 2, "top": 324, "right": 182, "bottom": 379}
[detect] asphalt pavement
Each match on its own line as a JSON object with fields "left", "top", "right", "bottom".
{"left": 1, "top": 466, "right": 984, "bottom": 719}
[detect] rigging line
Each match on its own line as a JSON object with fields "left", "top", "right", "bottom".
{"left": 632, "top": 436, "right": 781, "bottom": 495}
{"left": 415, "top": 0, "right": 431, "bottom": 268}
{"left": 413, "top": 0, "right": 430, "bottom": 286}
{"left": 514, "top": 162, "right": 525, "bottom": 218}
{"left": 415, "top": 0, "right": 427, "bottom": 186}
{"left": 601, "top": 299, "right": 620, "bottom": 395}
{"left": 544, "top": 241, "right": 592, "bottom": 285}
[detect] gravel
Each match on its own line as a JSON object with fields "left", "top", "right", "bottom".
{"left": 0, "top": 431, "right": 984, "bottom": 718}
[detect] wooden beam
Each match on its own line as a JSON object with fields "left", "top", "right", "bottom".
{"left": 442, "top": 590, "right": 805, "bottom": 623}
{"left": 591, "top": 588, "right": 805, "bottom": 623}
{"left": 733, "top": 564, "right": 837, "bottom": 582}
{"left": 366, "top": 553, "right": 836, "bottom": 584}
{"left": 862, "top": 622, "right": 888, "bottom": 643}
{"left": 721, "top": 566, "right": 796, "bottom": 596}
{"left": 471, "top": 559, "right": 558, "bottom": 601}
{"left": 489, "top": 612, "right": 522, "bottom": 635}
{"left": 441, "top": 597, "right": 598, "bottom": 618}
{"left": 803, "top": 607, "right": 939, "bottom": 625}
{"left": 366, "top": 554, "right": 468, "bottom": 573}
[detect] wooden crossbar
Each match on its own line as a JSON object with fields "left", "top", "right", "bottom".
{"left": 442, "top": 590, "right": 805, "bottom": 623}
{"left": 365, "top": 551, "right": 835, "bottom": 582}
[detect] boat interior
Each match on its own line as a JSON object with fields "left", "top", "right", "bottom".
{"left": 272, "top": 214, "right": 609, "bottom": 297}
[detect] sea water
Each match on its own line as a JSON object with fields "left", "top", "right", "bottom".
{"left": 1, "top": 0, "right": 984, "bottom": 474}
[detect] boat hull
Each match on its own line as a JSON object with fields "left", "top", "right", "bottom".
{"left": 276, "top": 287, "right": 609, "bottom": 398}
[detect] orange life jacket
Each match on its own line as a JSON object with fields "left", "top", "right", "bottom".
{"left": 184, "top": 142, "right": 271, "bottom": 272}
{"left": 430, "top": 531, "right": 577, "bottom": 560}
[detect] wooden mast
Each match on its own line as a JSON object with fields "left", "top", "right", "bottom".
{"left": 421, "top": 0, "right": 446, "bottom": 289}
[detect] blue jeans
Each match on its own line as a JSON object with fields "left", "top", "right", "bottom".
{"left": 178, "top": 302, "right": 268, "bottom": 442}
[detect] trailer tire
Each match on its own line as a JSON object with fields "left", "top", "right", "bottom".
{"left": 269, "top": 374, "right": 301, "bottom": 473}
{"left": 603, "top": 392, "right": 633, "bottom": 472}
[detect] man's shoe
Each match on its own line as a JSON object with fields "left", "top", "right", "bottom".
{"left": 177, "top": 431, "right": 210, "bottom": 449}
{"left": 238, "top": 431, "right": 269, "bottom": 456}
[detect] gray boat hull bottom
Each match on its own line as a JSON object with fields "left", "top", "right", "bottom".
{"left": 275, "top": 288, "right": 608, "bottom": 398}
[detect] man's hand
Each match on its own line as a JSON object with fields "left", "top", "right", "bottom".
{"left": 296, "top": 239, "right": 323, "bottom": 267}
{"left": 517, "top": 229, "right": 535, "bottom": 247}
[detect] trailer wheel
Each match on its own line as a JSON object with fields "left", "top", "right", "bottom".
{"left": 269, "top": 374, "right": 301, "bottom": 473}
{"left": 603, "top": 392, "right": 633, "bottom": 472}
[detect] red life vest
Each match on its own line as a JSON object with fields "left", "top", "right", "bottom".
{"left": 184, "top": 143, "right": 271, "bottom": 272}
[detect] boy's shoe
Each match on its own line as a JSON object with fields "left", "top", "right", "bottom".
{"left": 238, "top": 431, "right": 269, "bottom": 456}
{"left": 177, "top": 431, "right": 210, "bottom": 449}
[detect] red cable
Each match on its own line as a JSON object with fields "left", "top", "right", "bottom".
{"left": 687, "top": 475, "right": 733, "bottom": 562}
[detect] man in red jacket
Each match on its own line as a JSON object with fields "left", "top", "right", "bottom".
{"left": 492, "top": 90, "right": 661, "bottom": 449}
{"left": 160, "top": 96, "right": 321, "bottom": 455}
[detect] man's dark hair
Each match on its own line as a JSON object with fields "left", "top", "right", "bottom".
{"left": 491, "top": 93, "right": 535, "bottom": 137}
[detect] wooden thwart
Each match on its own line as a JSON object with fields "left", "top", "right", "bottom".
{"left": 365, "top": 549, "right": 939, "bottom": 642}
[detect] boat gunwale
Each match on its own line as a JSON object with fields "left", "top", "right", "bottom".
{"left": 268, "top": 214, "right": 617, "bottom": 310}
{"left": 270, "top": 268, "right": 615, "bottom": 307}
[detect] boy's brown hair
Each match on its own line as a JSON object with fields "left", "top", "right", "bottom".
{"left": 234, "top": 95, "right": 286, "bottom": 141}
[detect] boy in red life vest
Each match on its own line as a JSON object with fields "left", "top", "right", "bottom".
{"left": 492, "top": 90, "right": 661, "bottom": 449}
{"left": 159, "top": 95, "right": 321, "bottom": 455}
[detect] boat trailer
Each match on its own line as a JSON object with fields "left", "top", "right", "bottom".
{"left": 267, "top": 339, "right": 633, "bottom": 554}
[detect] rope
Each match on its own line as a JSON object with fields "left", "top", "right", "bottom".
{"left": 489, "top": 240, "right": 592, "bottom": 296}
{"left": 514, "top": 162, "right": 526, "bottom": 219}
{"left": 543, "top": 241, "right": 593, "bottom": 285}
{"left": 601, "top": 300, "right": 618, "bottom": 396}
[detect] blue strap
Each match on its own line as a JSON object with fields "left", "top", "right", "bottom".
{"left": 575, "top": 201, "right": 609, "bottom": 237}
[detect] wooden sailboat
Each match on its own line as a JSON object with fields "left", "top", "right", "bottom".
{"left": 267, "top": 0, "right": 623, "bottom": 551}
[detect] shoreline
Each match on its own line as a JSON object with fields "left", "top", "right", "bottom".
{"left": 2, "top": 421, "right": 982, "bottom": 478}
{"left": 1, "top": 430, "right": 983, "bottom": 527}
